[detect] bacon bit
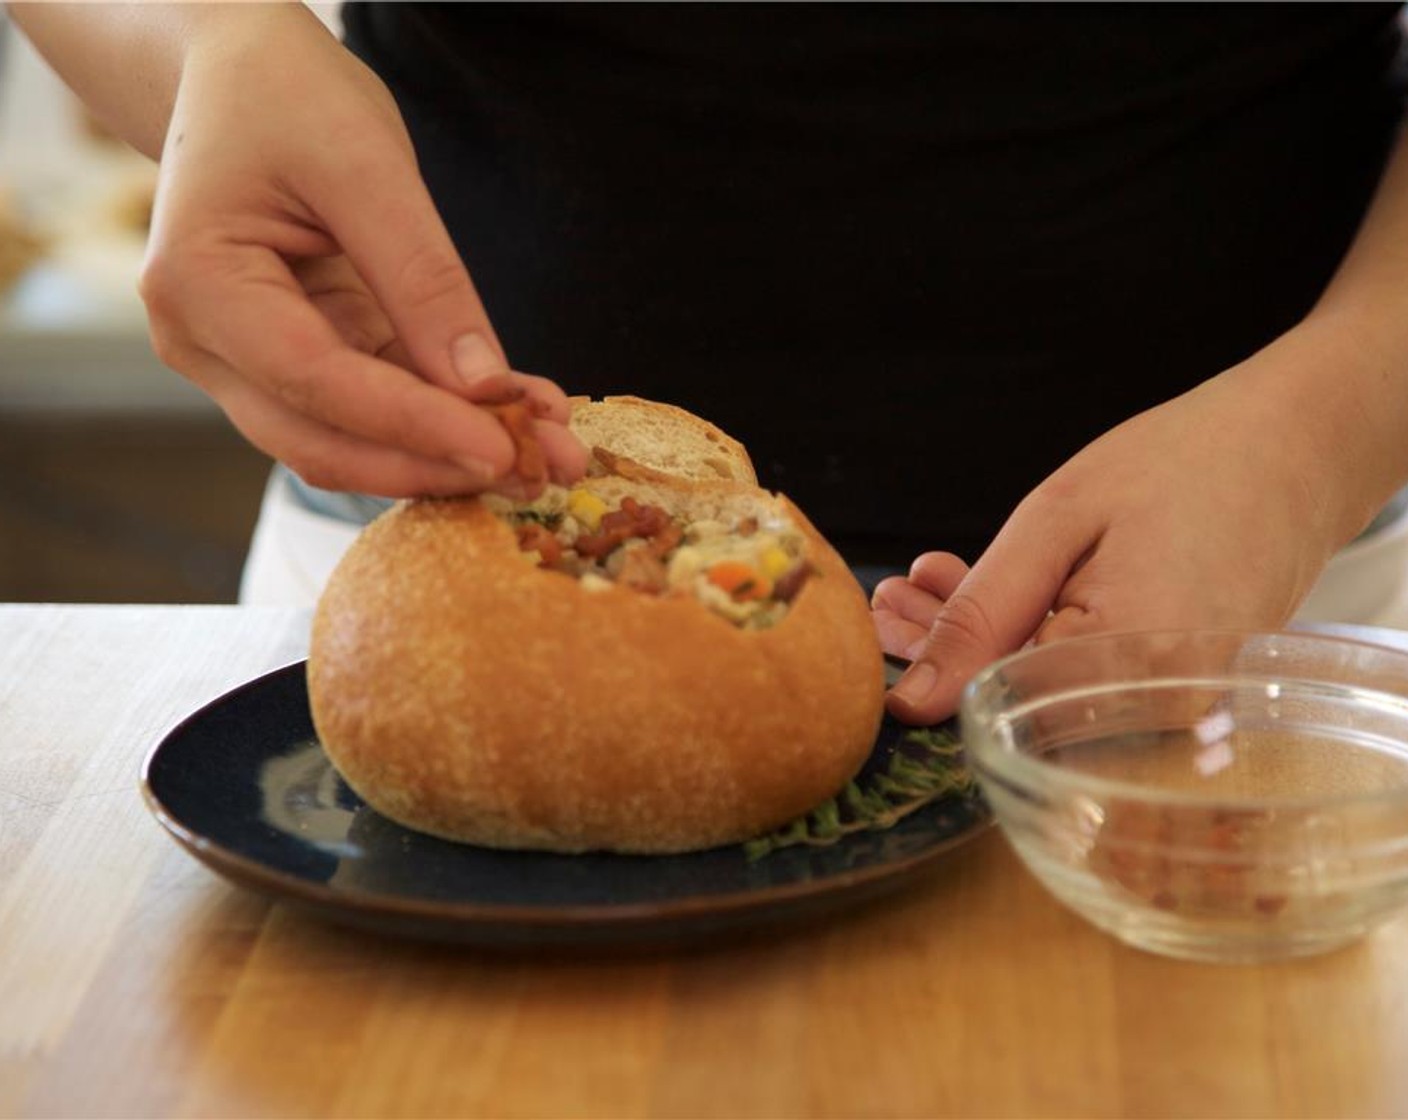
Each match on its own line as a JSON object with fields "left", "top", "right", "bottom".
{"left": 772, "top": 560, "right": 813, "bottom": 603}
{"left": 1089, "top": 802, "right": 1297, "bottom": 920}
{"left": 515, "top": 521, "right": 563, "bottom": 568}
{"left": 612, "top": 497, "right": 672, "bottom": 537}
{"left": 648, "top": 521, "right": 684, "bottom": 559}
{"left": 486, "top": 401, "right": 547, "bottom": 487}
{"left": 737, "top": 516, "right": 759, "bottom": 537}
{"left": 575, "top": 497, "right": 674, "bottom": 559}
{"left": 574, "top": 523, "right": 634, "bottom": 560}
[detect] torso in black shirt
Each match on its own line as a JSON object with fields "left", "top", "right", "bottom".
{"left": 341, "top": 2, "right": 1405, "bottom": 566}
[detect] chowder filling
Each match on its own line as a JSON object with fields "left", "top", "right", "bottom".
{"left": 503, "top": 489, "right": 811, "bottom": 628}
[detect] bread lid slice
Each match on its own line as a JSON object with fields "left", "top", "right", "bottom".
{"left": 568, "top": 395, "right": 757, "bottom": 485}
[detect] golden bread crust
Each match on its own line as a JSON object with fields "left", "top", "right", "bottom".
{"left": 568, "top": 394, "right": 757, "bottom": 485}
{"left": 307, "top": 486, "right": 884, "bottom": 853}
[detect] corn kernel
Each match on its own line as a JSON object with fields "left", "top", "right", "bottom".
{"left": 760, "top": 545, "right": 793, "bottom": 580}
{"left": 567, "top": 489, "right": 609, "bottom": 531}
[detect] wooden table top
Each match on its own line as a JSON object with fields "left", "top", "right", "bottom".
{"left": 3, "top": 604, "right": 1408, "bottom": 1119}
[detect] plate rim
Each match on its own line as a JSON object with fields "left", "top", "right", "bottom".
{"left": 140, "top": 660, "right": 991, "bottom": 931}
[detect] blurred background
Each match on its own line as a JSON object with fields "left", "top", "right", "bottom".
{"left": 3, "top": 5, "right": 1408, "bottom": 622}
{"left": 0, "top": 6, "right": 337, "bottom": 604}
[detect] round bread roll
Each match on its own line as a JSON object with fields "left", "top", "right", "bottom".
{"left": 308, "top": 462, "right": 885, "bottom": 854}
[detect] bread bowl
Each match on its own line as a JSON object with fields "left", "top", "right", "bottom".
{"left": 308, "top": 397, "right": 885, "bottom": 853}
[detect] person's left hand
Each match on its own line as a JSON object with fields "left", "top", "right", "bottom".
{"left": 872, "top": 346, "right": 1376, "bottom": 725}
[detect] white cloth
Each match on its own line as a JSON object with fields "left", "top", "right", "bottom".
{"left": 238, "top": 471, "right": 364, "bottom": 606}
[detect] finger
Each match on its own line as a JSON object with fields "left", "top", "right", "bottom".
{"left": 296, "top": 255, "right": 401, "bottom": 360}
{"left": 295, "top": 254, "right": 574, "bottom": 424}
{"left": 200, "top": 358, "right": 514, "bottom": 497}
{"left": 451, "top": 335, "right": 575, "bottom": 423}
{"left": 449, "top": 331, "right": 516, "bottom": 399}
{"left": 388, "top": 335, "right": 575, "bottom": 441}
{"left": 507, "top": 370, "right": 574, "bottom": 424}
{"left": 907, "top": 551, "right": 971, "bottom": 600}
{"left": 168, "top": 245, "right": 519, "bottom": 479}
{"left": 308, "top": 285, "right": 398, "bottom": 360}
{"left": 1035, "top": 603, "right": 1100, "bottom": 646}
{"left": 871, "top": 607, "right": 931, "bottom": 661}
{"left": 886, "top": 492, "right": 1099, "bottom": 724}
{"left": 309, "top": 299, "right": 583, "bottom": 489}
{"left": 531, "top": 417, "right": 591, "bottom": 485}
{"left": 870, "top": 574, "right": 917, "bottom": 612}
{"left": 479, "top": 427, "right": 588, "bottom": 501}
{"left": 305, "top": 134, "right": 504, "bottom": 392}
{"left": 871, "top": 576, "right": 948, "bottom": 649}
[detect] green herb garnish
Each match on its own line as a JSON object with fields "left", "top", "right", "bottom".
{"left": 742, "top": 727, "right": 976, "bottom": 860}
{"left": 512, "top": 508, "right": 562, "bottom": 528}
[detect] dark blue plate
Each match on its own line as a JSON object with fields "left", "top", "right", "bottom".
{"left": 141, "top": 661, "right": 989, "bottom": 949}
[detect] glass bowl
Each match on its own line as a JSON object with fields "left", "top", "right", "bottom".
{"left": 960, "top": 630, "right": 1408, "bottom": 963}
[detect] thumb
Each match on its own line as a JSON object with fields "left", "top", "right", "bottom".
{"left": 312, "top": 133, "right": 505, "bottom": 393}
{"left": 885, "top": 501, "right": 1096, "bottom": 724}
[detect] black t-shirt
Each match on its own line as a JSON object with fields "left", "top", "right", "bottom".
{"left": 341, "top": 2, "right": 1405, "bottom": 566}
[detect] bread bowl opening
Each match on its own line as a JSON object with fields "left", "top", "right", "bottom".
{"left": 486, "top": 484, "right": 813, "bottom": 629}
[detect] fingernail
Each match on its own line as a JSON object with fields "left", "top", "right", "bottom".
{"left": 492, "top": 479, "right": 539, "bottom": 504}
{"left": 889, "top": 660, "right": 938, "bottom": 707}
{"left": 453, "top": 454, "right": 500, "bottom": 485}
{"left": 452, "top": 332, "right": 507, "bottom": 388}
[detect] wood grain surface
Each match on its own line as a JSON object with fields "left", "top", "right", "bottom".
{"left": 3, "top": 605, "right": 1408, "bottom": 1119}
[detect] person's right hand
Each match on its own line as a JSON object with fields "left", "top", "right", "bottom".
{"left": 138, "top": 5, "right": 588, "bottom": 499}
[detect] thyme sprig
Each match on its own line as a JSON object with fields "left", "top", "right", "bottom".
{"left": 742, "top": 727, "right": 977, "bottom": 860}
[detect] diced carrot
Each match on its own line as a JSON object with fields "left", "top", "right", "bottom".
{"left": 706, "top": 560, "right": 773, "bottom": 602}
